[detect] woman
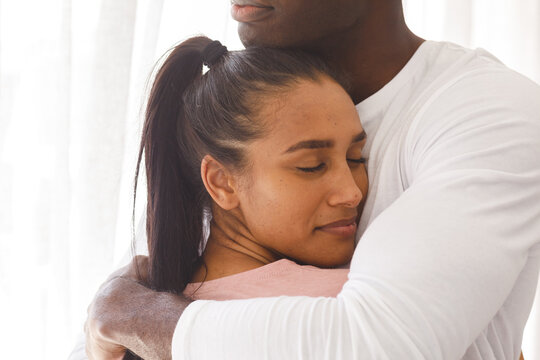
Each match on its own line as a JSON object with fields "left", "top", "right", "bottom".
{"left": 135, "top": 36, "right": 367, "bottom": 299}
{"left": 124, "top": 35, "right": 367, "bottom": 359}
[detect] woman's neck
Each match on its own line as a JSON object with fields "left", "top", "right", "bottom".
{"left": 191, "top": 210, "right": 282, "bottom": 283}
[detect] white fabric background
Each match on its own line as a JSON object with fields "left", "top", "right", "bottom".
{"left": 0, "top": 0, "right": 538, "bottom": 359}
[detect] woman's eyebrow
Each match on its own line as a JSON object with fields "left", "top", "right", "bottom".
{"left": 352, "top": 130, "right": 367, "bottom": 143}
{"left": 283, "top": 131, "right": 367, "bottom": 154}
{"left": 284, "top": 139, "right": 334, "bottom": 154}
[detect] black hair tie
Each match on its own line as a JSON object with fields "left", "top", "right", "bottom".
{"left": 202, "top": 40, "right": 228, "bottom": 67}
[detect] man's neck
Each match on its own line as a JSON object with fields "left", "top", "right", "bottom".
{"left": 312, "top": 6, "right": 424, "bottom": 104}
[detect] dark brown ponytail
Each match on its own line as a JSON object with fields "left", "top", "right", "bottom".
{"left": 139, "top": 37, "right": 215, "bottom": 293}
{"left": 127, "top": 36, "right": 215, "bottom": 360}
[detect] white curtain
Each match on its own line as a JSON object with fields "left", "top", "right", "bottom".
{"left": 0, "top": 1, "right": 538, "bottom": 359}
{"left": 0, "top": 1, "right": 238, "bottom": 358}
{"left": 403, "top": 0, "right": 540, "bottom": 83}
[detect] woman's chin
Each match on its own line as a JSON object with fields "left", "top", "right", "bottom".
{"left": 297, "top": 250, "right": 354, "bottom": 269}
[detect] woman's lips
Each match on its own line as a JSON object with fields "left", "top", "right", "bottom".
{"left": 230, "top": 4, "right": 273, "bottom": 23}
{"left": 316, "top": 217, "right": 358, "bottom": 237}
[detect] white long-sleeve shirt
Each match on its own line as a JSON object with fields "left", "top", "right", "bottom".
{"left": 172, "top": 41, "right": 540, "bottom": 360}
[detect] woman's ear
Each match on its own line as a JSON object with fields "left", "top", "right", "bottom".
{"left": 200, "top": 155, "right": 240, "bottom": 210}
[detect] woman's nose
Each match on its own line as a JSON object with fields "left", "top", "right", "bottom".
{"left": 327, "top": 166, "right": 363, "bottom": 208}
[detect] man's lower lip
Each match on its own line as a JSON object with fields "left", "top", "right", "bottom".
{"left": 231, "top": 4, "right": 273, "bottom": 23}
{"left": 317, "top": 223, "right": 357, "bottom": 237}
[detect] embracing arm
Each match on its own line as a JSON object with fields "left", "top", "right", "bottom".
{"left": 86, "top": 69, "right": 540, "bottom": 359}
{"left": 85, "top": 256, "right": 190, "bottom": 360}
{"left": 172, "top": 70, "right": 540, "bottom": 359}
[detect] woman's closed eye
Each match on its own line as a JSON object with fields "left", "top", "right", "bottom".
{"left": 296, "top": 157, "right": 366, "bottom": 173}
{"left": 347, "top": 157, "right": 367, "bottom": 164}
{"left": 297, "top": 163, "right": 326, "bottom": 173}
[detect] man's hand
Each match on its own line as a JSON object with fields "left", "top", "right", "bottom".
{"left": 85, "top": 256, "right": 192, "bottom": 360}
{"left": 85, "top": 310, "right": 126, "bottom": 360}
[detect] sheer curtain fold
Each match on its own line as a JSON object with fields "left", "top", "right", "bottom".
{"left": 403, "top": 0, "right": 540, "bottom": 84}
{"left": 0, "top": 1, "right": 538, "bottom": 359}
{"left": 1, "top": 0, "right": 143, "bottom": 358}
{"left": 69, "top": 0, "right": 137, "bottom": 313}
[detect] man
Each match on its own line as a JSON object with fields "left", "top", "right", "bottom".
{"left": 85, "top": 0, "right": 540, "bottom": 359}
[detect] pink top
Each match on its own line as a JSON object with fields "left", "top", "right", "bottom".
{"left": 183, "top": 259, "right": 349, "bottom": 300}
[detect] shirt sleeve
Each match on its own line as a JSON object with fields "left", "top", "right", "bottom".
{"left": 172, "top": 69, "right": 540, "bottom": 360}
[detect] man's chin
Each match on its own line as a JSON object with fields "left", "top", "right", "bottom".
{"left": 238, "top": 25, "right": 325, "bottom": 53}
{"left": 238, "top": 23, "right": 268, "bottom": 48}
{"left": 238, "top": 23, "right": 293, "bottom": 49}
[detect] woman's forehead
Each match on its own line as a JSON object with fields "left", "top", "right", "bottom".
{"left": 255, "top": 79, "right": 362, "bottom": 139}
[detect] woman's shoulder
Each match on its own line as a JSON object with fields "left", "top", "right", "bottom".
{"left": 183, "top": 259, "right": 349, "bottom": 301}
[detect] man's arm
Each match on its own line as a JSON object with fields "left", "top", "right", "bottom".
{"left": 85, "top": 256, "right": 190, "bottom": 360}
{"left": 170, "top": 69, "right": 540, "bottom": 359}
{"left": 87, "top": 69, "right": 540, "bottom": 359}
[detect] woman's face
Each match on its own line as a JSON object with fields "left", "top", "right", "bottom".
{"left": 234, "top": 77, "right": 368, "bottom": 267}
